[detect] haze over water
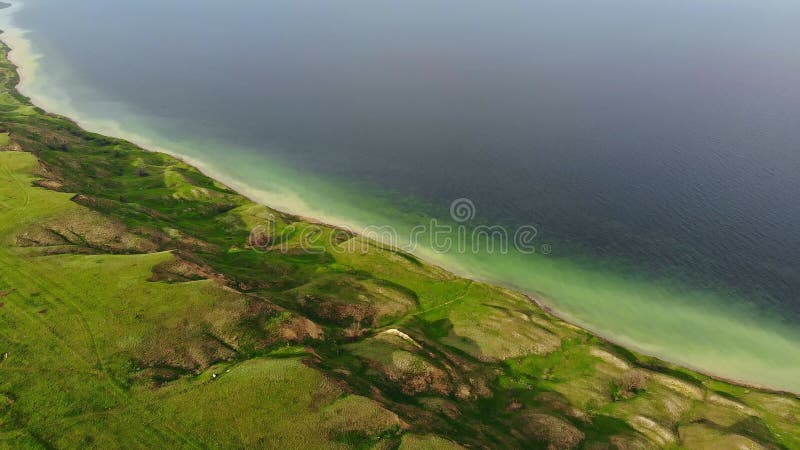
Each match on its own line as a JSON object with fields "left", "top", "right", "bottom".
{"left": 2, "top": 0, "right": 800, "bottom": 390}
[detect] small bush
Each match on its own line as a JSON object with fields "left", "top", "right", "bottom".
{"left": 611, "top": 370, "right": 649, "bottom": 401}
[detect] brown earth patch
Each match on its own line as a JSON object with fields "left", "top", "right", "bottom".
{"left": 2, "top": 140, "right": 24, "bottom": 152}
{"left": 15, "top": 210, "right": 159, "bottom": 254}
{"left": 32, "top": 179, "right": 65, "bottom": 191}
{"left": 149, "top": 256, "right": 220, "bottom": 283}
{"left": 521, "top": 413, "right": 586, "bottom": 450}
{"left": 137, "top": 322, "right": 237, "bottom": 373}
{"left": 275, "top": 315, "right": 324, "bottom": 342}
{"left": 378, "top": 356, "right": 453, "bottom": 396}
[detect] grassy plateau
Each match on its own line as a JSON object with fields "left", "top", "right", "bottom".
{"left": 0, "top": 38, "right": 798, "bottom": 449}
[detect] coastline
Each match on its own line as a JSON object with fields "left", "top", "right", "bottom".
{"left": 523, "top": 291, "right": 799, "bottom": 397}
{"left": 1, "top": 10, "right": 799, "bottom": 396}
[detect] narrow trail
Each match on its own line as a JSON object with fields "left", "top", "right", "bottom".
{"left": 415, "top": 280, "right": 474, "bottom": 317}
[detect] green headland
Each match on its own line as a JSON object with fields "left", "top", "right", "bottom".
{"left": 0, "top": 37, "right": 798, "bottom": 449}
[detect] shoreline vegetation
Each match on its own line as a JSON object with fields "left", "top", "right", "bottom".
{"left": 0, "top": 30, "right": 799, "bottom": 450}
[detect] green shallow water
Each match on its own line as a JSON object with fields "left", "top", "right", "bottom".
{"left": 2, "top": 4, "right": 799, "bottom": 393}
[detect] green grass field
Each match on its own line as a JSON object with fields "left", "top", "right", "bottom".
{"left": 0, "top": 40, "right": 799, "bottom": 449}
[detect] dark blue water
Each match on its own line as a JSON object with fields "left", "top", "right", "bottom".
{"left": 4, "top": 0, "right": 800, "bottom": 386}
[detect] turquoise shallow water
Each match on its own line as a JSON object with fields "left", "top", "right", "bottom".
{"left": 2, "top": 0, "right": 799, "bottom": 391}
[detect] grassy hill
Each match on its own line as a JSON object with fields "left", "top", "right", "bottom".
{"left": 0, "top": 39, "right": 798, "bottom": 449}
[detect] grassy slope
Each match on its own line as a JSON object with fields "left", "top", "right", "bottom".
{"left": 0, "top": 40, "right": 798, "bottom": 449}
{"left": 0, "top": 151, "right": 403, "bottom": 449}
